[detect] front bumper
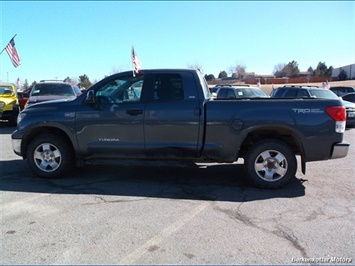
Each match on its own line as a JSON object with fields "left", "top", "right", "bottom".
{"left": 12, "top": 138, "right": 22, "bottom": 156}
{"left": 331, "top": 141, "right": 350, "bottom": 159}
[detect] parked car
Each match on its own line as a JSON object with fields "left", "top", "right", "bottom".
{"left": 216, "top": 86, "right": 268, "bottom": 99}
{"left": 24, "top": 80, "right": 78, "bottom": 109}
{"left": 341, "top": 92, "right": 355, "bottom": 103}
{"left": 329, "top": 86, "right": 355, "bottom": 97}
{"left": 0, "top": 82, "right": 20, "bottom": 126}
{"left": 270, "top": 85, "right": 355, "bottom": 129}
{"left": 210, "top": 84, "right": 251, "bottom": 94}
{"left": 17, "top": 90, "right": 30, "bottom": 110}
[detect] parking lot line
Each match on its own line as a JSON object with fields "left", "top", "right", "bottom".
{"left": 118, "top": 201, "right": 210, "bottom": 264}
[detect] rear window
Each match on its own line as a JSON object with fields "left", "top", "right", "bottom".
{"left": 273, "top": 88, "right": 299, "bottom": 98}
{"left": 309, "top": 89, "right": 339, "bottom": 99}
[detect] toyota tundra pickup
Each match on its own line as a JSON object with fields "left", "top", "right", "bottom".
{"left": 11, "top": 69, "right": 350, "bottom": 188}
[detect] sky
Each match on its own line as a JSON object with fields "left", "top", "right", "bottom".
{"left": 0, "top": 1, "right": 354, "bottom": 85}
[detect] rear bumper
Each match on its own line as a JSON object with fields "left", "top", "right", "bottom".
{"left": 331, "top": 141, "right": 350, "bottom": 159}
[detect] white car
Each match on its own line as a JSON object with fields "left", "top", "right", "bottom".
{"left": 211, "top": 85, "right": 269, "bottom": 99}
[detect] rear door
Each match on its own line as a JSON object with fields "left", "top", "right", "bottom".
{"left": 144, "top": 72, "right": 202, "bottom": 158}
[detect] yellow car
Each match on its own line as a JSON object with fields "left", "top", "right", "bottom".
{"left": 0, "top": 83, "right": 20, "bottom": 126}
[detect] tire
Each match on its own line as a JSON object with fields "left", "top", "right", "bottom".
{"left": 244, "top": 139, "right": 297, "bottom": 189}
{"left": 26, "top": 133, "right": 74, "bottom": 178}
{"left": 8, "top": 116, "right": 17, "bottom": 127}
{"left": 7, "top": 106, "right": 20, "bottom": 127}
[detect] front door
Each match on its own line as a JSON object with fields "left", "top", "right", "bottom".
{"left": 76, "top": 74, "right": 146, "bottom": 158}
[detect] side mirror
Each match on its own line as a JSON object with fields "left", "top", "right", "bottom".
{"left": 85, "top": 90, "right": 95, "bottom": 104}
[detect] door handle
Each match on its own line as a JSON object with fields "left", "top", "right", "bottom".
{"left": 126, "top": 109, "right": 143, "bottom": 115}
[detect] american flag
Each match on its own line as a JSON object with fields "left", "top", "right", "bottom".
{"left": 5, "top": 38, "right": 21, "bottom": 68}
{"left": 132, "top": 46, "right": 141, "bottom": 73}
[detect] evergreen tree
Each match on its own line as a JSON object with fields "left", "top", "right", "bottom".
{"left": 218, "top": 71, "right": 228, "bottom": 78}
{"left": 78, "top": 74, "right": 92, "bottom": 89}
{"left": 338, "top": 69, "right": 348, "bottom": 81}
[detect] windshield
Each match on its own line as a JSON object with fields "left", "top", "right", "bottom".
{"left": 0, "top": 86, "right": 14, "bottom": 95}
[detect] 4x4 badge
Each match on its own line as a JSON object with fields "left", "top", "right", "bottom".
{"left": 64, "top": 112, "right": 75, "bottom": 117}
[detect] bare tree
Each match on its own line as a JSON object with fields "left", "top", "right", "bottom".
{"left": 236, "top": 64, "right": 246, "bottom": 79}
{"left": 273, "top": 63, "right": 286, "bottom": 77}
{"left": 111, "top": 66, "right": 124, "bottom": 75}
{"left": 228, "top": 64, "right": 246, "bottom": 79}
{"left": 187, "top": 62, "right": 203, "bottom": 73}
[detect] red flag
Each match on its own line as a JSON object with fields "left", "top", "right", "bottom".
{"left": 5, "top": 38, "right": 21, "bottom": 68}
{"left": 132, "top": 46, "right": 141, "bottom": 73}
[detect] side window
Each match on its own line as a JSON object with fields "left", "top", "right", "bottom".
{"left": 226, "top": 89, "right": 236, "bottom": 98}
{"left": 152, "top": 74, "right": 184, "bottom": 101}
{"left": 95, "top": 75, "right": 144, "bottom": 104}
{"left": 217, "top": 88, "right": 228, "bottom": 98}
{"left": 284, "top": 89, "right": 298, "bottom": 98}
{"left": 297, "top": 89, "right": 309, "bottom": 98}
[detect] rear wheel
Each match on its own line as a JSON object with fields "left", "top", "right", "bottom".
{"left": 244, "top": 139, "right": 297, "bottom": 189}
{"left": 26, "top": 134, "right": 74, "bottom": 178}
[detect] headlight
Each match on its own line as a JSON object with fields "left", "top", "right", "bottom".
{"left": 0, "top": 102, "right": 4, "bottom": 108}
{"left": 17, "top": 113, "right": 26, "bottom": 124}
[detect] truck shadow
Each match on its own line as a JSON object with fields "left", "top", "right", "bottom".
{"left": 0, "top": 160, "right": 306, "bottom": 202}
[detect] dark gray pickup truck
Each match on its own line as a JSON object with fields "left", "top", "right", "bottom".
{"left": 12, "top": 69, "right": 350, "bottom": 188}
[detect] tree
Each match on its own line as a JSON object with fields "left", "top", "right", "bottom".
{"left": 273, "top": 63, "right": 286, "bottom": 78}
{"left": 286, "top": 60, "right": 300, "bottom": 77}
{"left": 273, "top": 61, "right": 299, "bottom": 78}
{"left": 218, "top": 71, "right": 228, "bottom": 78}
{"left": 187, "top": 62, "right": 203, "bottom": 73}
{"left": 204, "top": 74, "right": 215, "bottom": 81}
{"left": 338, "top": 69, "right": 348, "bottom": 81}
{"left": 236, "top": 65, "right": 246, "bottom": 79}
{"left": 78, "top": 74, "right": 92, "bottom": 89}
{"left": 63, "top": 77, "right": 72, "bottom": 84}
{"left": 64, "top": 76, "right": 78, "bottom": 86}
{"left": 228, "top": 64, "right": 246, "bottom": 79}
{"left": 23, "top": 79, "right": 29, "bottom": 90}
{"left": 30, "top": 81, "right": 37, "bottom": 89}
{"left": 313, "top": 62, "right": 333, "bottom": 77}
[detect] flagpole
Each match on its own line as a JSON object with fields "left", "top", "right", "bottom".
{"left": 131, "top": 45, "right": 136, "bottom": 77}
{"left": 0, "top": 34, "right": 17, "bottom": 56}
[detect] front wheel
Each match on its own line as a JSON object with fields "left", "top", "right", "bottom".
{"left": 244, "top": 140, "right": 297, "bottom": 189}
{"left": 26, "top": 134, "right": 74, "bottom": 178}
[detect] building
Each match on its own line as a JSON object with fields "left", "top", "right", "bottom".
{"left": 332, "top": 63, "right": 355, "bottom": 79}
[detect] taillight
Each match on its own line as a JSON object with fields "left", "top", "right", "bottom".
{"left": 326, "top": 106, "right": 346, "bottom": 121}
{"left": 326, "top": 106, "right": 346, "bottom": 133}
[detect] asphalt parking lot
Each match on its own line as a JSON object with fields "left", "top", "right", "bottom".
{"left": 1, "top": 124, "right": 354, "bottom": 265}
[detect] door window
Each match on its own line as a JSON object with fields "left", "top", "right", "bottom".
{"left": 95, "top": 75, "right": 144, "bottom": 104}
{"left": 151, "top": 74, "right": 184, "bottom": 101}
